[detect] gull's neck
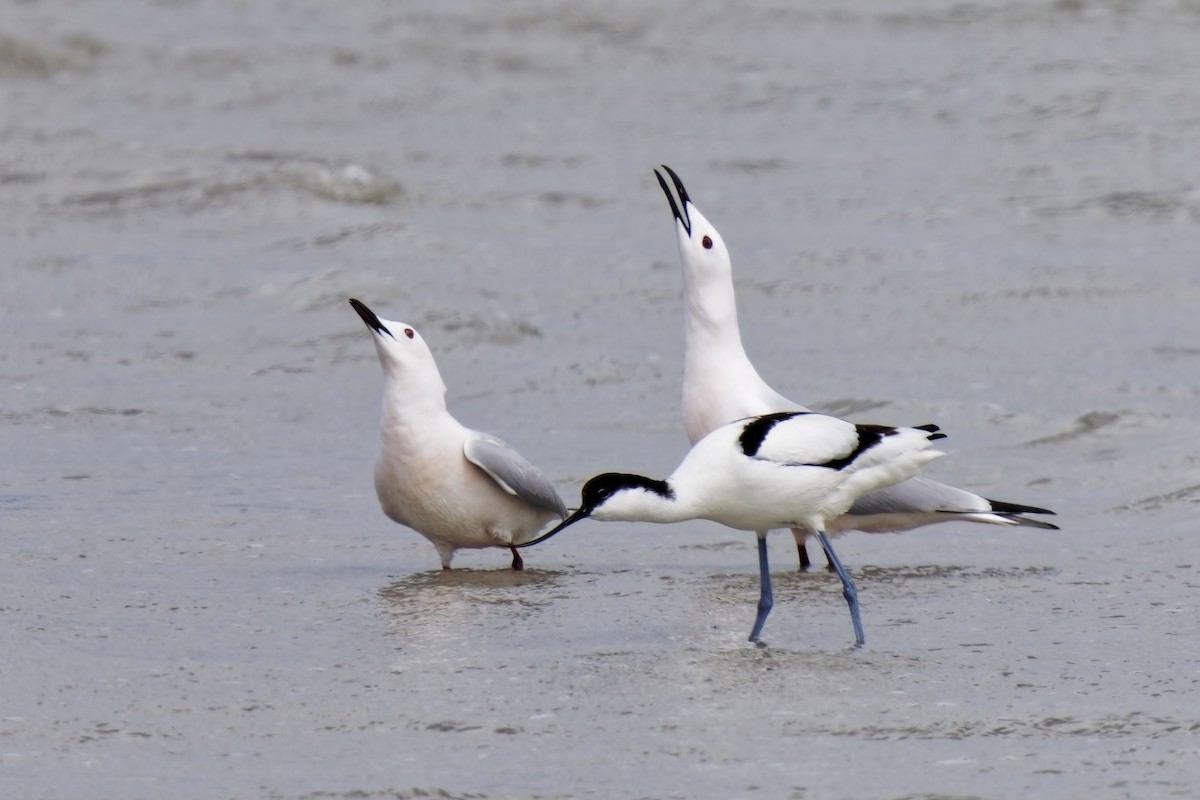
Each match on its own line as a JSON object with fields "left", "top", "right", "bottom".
{"left": 380, "top": 369, "right": 450, "bottom": 431}
{"left": 681, "top": 257, "right": 753, "bottom": 365}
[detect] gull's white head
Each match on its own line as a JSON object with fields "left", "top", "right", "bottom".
{"left": 349, "top": 299, "right": 445, "bottom": 400}
{"left": 654, "top": 165, "right": 733, "bottom": 283}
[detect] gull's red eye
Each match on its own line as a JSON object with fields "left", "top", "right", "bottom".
{"left": 702, "top": 235, "right": 713, "bottom": 249}
{"left": 405, "top": 328, "right": 414, "bottom": 339}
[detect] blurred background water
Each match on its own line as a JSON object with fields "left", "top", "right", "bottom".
{"left": 2, "top": 2, "right": 1199, "bottom": 798}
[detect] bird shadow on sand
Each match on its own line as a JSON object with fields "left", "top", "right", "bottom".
{"left": 378, "top": 567, "right": 573, "bottom": 611}
{"left": 381, "top": 566, "right": 567, "bottom": 592}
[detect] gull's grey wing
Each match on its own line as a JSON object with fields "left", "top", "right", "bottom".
{"left": 464, "top": 434, "right": 567, "bottom": 518}
{"left": 849, "top": 474, "right": 990, "bottom": 516}
{"left": 846, "top": 474, "right": 1058, "bottom": 530}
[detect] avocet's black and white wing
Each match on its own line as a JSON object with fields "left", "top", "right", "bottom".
{"left": 653, "top": 167, "right": 1057, "bottom": 563}
{"left": 464, "top": 434, "right": 567, "bottom": 518}
{"left": 736, "top": 411, "right": 943, "bottom": 471}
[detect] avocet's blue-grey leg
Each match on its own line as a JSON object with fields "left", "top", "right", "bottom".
{"left": 815, "top": 531, "right": 864, "bottom": 647}
{"left": 748, "top": 531, "right": 774, "bottom": 644}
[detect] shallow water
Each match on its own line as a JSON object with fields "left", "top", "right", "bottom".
{"left": 3, "top": 1, "right": 1199, "bottom": 798}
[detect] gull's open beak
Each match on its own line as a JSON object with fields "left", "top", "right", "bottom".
{"left": 654, "top": 164, "right": 692, "bottom": 236}
{"left": 514, "top": 505, "right": 592, "bottom": 549}
{"left": 349, "top": 298, "right": 393, "bottom": 338}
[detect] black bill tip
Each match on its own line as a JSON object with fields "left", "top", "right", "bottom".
{"left": 349, "top": 298, "right": 392, "bottom": 338}
{"left": 654, "top": 164, "right": 692, "bottom": 236}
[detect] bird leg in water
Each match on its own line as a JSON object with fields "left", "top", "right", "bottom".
{"left": 815, "top": 531, "right": 864, "bottom": 647}
{"left": 748, "top": 532, "right": 774, "bottom": 645}
{"left": 796, "top": 539, "right": 812, "bottom": 570}
{"left": 791, "top": 527, "right": 835, "bottom": 572}
{"left": 509, "top": 545, "right": 524, "bottom": 571}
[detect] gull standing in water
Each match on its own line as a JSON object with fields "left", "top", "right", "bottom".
{"left": 653, "top": 166, "right": 1057, "bottom": 570}
{"left": 520, "top": 411, "right": 948, "bottom": 646}
{"left": 349, "top": 299, "right": 566, "bottom": 570}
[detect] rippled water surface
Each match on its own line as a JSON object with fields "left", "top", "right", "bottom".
{"left": 3, "top": 2, "right": 1199, "bottom": 798}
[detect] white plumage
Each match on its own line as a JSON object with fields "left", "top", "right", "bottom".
{"left": 654, "top": 166, "right": 1056, "bottom": 569}
{"left": 521, "top": 411, "right": 947, "bottom": 645}
{"left": 350, "top": 299, "right": 566, "bottom": 570}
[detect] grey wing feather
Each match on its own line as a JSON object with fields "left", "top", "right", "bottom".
{"left": 849, "top": 474, "right": 991, "bottom": 516}
{"left": 848, "top": 474, "right": 1057, "bottom": 529}
{"left": 463, "top": 435, "right": 567, "bottom": 518}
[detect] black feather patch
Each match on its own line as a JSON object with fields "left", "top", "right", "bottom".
{"left": 582, "top": 473, "right": 673, "bottom": 512}
{"left": 914, "top": 423, "right": 947, "bottom": 441}
{"left": 738, "top": 412, "right": 808, "bottom": 457}
{"left": 809, "top": 423, "right": 898, "bottom": 471}
{"left": 986, "top": 498, "right": 1056, "bottom": 516}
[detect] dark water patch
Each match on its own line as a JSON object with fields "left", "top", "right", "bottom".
{"left": 790, "top": 711, "right": 1200, "bottom": 741}
{"left": 0, "top": 170, "right": 45, "bottom": 186}
{"left": 959, "top": 285, "right": 1140, "bottom": 304}
{"left": 0, "top": 493, "right": 36, "bottom": 508}
{"left": 377, "top": 568, "right": 573, "bottom": 640}
{"left": 273, "top": 790, "right": 487, "bottom": 800}
{"left": 64, "top": 177, "right": 205, "bottom": 210}
{"left": 277, "top": 162, "right": 402, "bottom": 205}
{"left": 280, "top": 222, "right": 406, "bottom": 251}
{"left": 1152, "top": 345, "right": 1200, "bottom": 362}
{"left": 0, "top": 33, "right": 105, "bottom": 77}
{"left": 1089, "top": 189, "right": 1196, "bottom": 220}
{"left": 532, "top": 189, "right": 606, "bottom": 210}
{"left": 856, "top": 564, "right": 1058, "bottom": 584}
{"left": 419, "top": 310, "right": 541, "bottom": 346}
{"left": 499, "top": 152, "right": 584, "bottom": 169}
{"left": 710, "top": 157, "right": 792, "bottom": 175}
{"left": 678, "top": 540, "right": 745, "bottom": 552}
{"left": 381, "top": 567, "right": 567, "bottom": 594}
{"left": 1025, "top": 411, "right": 1121, "bottom": 445}
{"left": 1119, "top": 483, "right": 1200, "bottom": 512}
{"left": 379, "top": 568, "right": 568, "bottom": 610}
{"left": 1, "top": 406, "right": 148, "bottom": 424}
{"left": 61, "top": 160, "right": 401, "bottom": 216}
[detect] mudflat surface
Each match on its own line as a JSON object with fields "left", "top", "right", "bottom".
{"left": 2, "top": 2, "right": 1198, "bottom": 798}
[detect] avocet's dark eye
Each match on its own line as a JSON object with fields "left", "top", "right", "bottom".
{"left": 404, "top": 328, "right": 415, "bottom": 339}
{"left": 702, "top": 235, "right": 713, "bottom": 249}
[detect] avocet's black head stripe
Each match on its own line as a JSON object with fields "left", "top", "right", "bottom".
{"left": 515, "top": 472, "right": 674, "bottom": 549}
{"left": 597, "top": 473, "right": 674, "bottom": 501}
{"left": 738, "top": 411, "right": 807, "bottom": 457}
{"left": 349, "top": 298, "right": 393, "bottom": 338}
{"left": 654, "top": 165, "right": 691, "bottom": 236}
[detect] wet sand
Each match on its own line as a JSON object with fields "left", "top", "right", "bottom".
{"left": 3, "top": 2, "right": 1199, "bottom": 798}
